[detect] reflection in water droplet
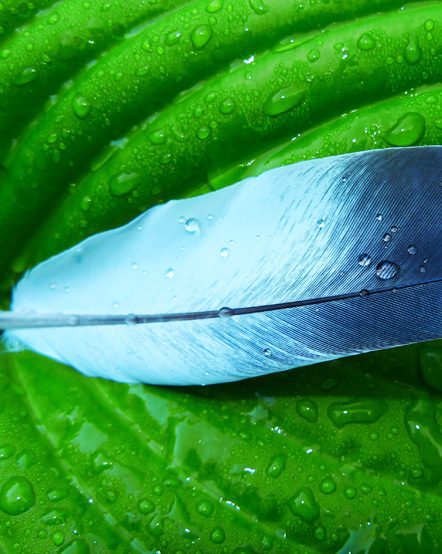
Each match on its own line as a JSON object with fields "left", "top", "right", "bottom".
{"left": 384, "top": 112, "right": 426, "bottom": 147}
{"left": 376, "top": 260, "right": 400, "bottom": 280}
{"left": 358, "top": 253, "right": 371, "bottom": 267}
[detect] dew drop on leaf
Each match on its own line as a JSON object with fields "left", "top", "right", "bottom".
{"left": 357, "top": 33, "right": 376, "bottom": 51}
{"left": 384, "top": 112, "right": 426, "bottom": 147}
{"left": 249, "top": 0, "right": 269, "bottom": 15}
{"left": 191, "top": 25, "right": 213, "bottom": 50}
{"left": 71, "top": 95, "right": 92, "bottom": 119}
{"left": 288, "top": 487, "right": 320, "bottom": 523}
{"left": 0, "top": 476, "right": 35, "bottom": 515}
{"left": 263, "top": 86, "right": 306, "bottom": 117}
{"left": 296, "top": 399, "right": 318, "bottom": 422}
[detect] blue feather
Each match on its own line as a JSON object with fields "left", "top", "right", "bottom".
{"left": 2, "top": 147, "right": 441, "bottom": 385}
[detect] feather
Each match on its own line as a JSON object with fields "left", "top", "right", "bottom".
{"left": 2, "top": 147, "right": 441, "bottom": 385}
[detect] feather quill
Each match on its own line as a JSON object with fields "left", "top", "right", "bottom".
{"left": 2, "top": 147, "right": 441, "bottom": 385}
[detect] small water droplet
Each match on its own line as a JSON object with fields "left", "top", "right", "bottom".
{"left": 13, "top": 67, "right": 38, "bottom": 86}
{"left": 165, "top": 268, "right": 175, "bottom": 279}
{"left": 344, "top": 486, "right": 357, "bottom": 499}
{"left": 419, "top": 265, "right": 426, "bottom": 273}
{"left": 317, "top": 218, "right": 325, "bottom": 229}
{"left": 197, "top": 126, "right": 211, "bottom": 140}
{"left": 220, "top": 247, "right": 230, "bottom": 258}
{"left": 383, "top": 233, "right": 391, "bottom": 242}
{"left": 197, "top": 499, "right": 214, "bottom": 516}
{"left": 408, "top": 245, "right": 418, "bottom": 255}
{"left": 390, "top": 225, "right": 398, "bottom": 233}
{"left": 357, "top": 33, "right": 376, "bottom": 51}
{"left": 263, "top": 85, "right": 306, "bottom": 117}
{"left": 165, "top": 30, "right": 181, "bottom": 46}
{"left": 0, "top": 476, "right": 35, "bottom": 515}
{"left": 68, "top": 316, "right": 78, "bottom": 326}
{"left": 266, "top": 454, "right": 287, "bottom": 478}
{"left": 148, "top": 129, "right": 167, "bottom": 145}
{"left": 319, "top": 477, "right": 336, "bottom": 494}
{"left": 184, "top": 218, "right": 200, "bottom": 233}
{"left": 52, "top": 531, "right": 64, "bottom": 547}
{"left": 288, "top": 487, "right": 320, "bottom": 523}
{"left": 131, "top": 262, "right": 139, "bottom": 271}
{"left": 359, "top": 289, "right": 369, "bottom": 297}
{"left": 264, "top": 348, "right": 272, "bottom": 358}
{"left": 376, "top": 260, "right": 400, "bottom": 280}
{"left": 249, "top": 0, "right": 269, "bottom": 14}
{"left": 296, "top": 399, "right": 318, "bottom": 422}
{"left": 424, "top": 19, "right": 434, "bottom": 31}
{"left": 376, "top": 213, "right": 383, "bottom": 221}
{"left": 0, "top": 445, "right": 14, "bottom": 460}
{"left": 191, "top": 24, "right": 213, "bottom": 50}
{"left": 358, "top": 253, "right": 371, "bottom": 267}
{"left": 71, "top": 95, "right": 92, "bottom": 119}
{"left": 384, "top": 112, "right": 426, "bottom": 147}
{"left": 218, "top": 307, "right": 234, "bottom": 318}
{"left": 109, "top": 172, "right": 141, "bottom": 197}
{"left": 125, "top": 314, "right": 137, "bottom": 326}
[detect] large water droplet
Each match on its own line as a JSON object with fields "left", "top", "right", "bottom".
{"left": 357, "top": 33, "right": 376, "bottom": 51}
{"left": 266, "top": 454, "right": 287, "bottom": 478}
{"left": 296, "top": 399, "right": 318, "bottom": 423}
{"left": 13, "top": 67, "right": 38, "bottom": 86}
{"left": 206, "top": 0, "right": 223, "bottom": 13}
{"left": 328, "top": 399, "right": 387, "bottom": 427}
{"left": 191, "top": 25, "right": 213, "bottom": 50}
{"left": 72, "top": 95, "right": 92, "bottom": 119}
{"left": 384, "top": 112, "right": 426, "bottom": 147}
{"left": 109, "top": 172, "right": 140, "bottom": 197}
{"left": 263, "top": 86, "right": 305, "bottom": 117}
{"left": 405, "top": 37, "right": 422, "bottom": 65}
{"left": 319, "top": 477, "right": 336, "bottom": 494}
{"left": 376, "top": 260, "right": 400, "bottom": 280}
{"left": 210, "top": 526, "right": 225, "bottom": 544}
{"left": 249, "top": 0, "right": 269, "bottom": 15}
{"left": 288, "top": 487, "right": 320, "bottom": 523}
{"left": 218, "top": 307, "right": 234, "bottom": 318}
{"left": 0, "top": 476, "right": 35, "bottom": 515}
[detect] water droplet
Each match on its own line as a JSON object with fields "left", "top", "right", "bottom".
{"left": 408, "top": 245, "right": 418, "bottom": 255}
{"left": 131, "top": 262, "right": 139, "bottom": 271}
{"left": 218, "top": 307, "right": 234, "bottom": 318}
{"left": 0, "top": 476, "right": 35, "bottom": 515}
{"left": 52, "top": 531, "right": 65, "bottom": 547}
{"left": 263, "top": 85, "right": 306, "bottom": 117}
{"left": 197, "top": 499, "right": 214, "bottom": 516}
{"left": 219, "top": 97, "right": 236, "bottom": 115}
{"left": 80, "top": 195, "right": 92, "bottom": 212}
{"left": 358, "top": 253, "right": 371, "bottom": 267}
{"left": 384, "top": 112, "right": 426, "bottom": 147}
{"left": 383, "top": 233, "right": 391, "bottom": 242}
{"left": 247, "top": 0, "right": 270, "bottom": 15}
{"left": 148, "top": 129, "right": 167, "bottom": 145}
{"left": 319, "top": 477, "right": 336, "bottom": 494}
{"left": 109, "top": 172, "right": 141, "bottom": 197}
{"left": 288, "top": 487, "right": 320, "bottom": 523}
{"left": 296, "top": 399, "right": 318, "bottom": 423}
{"left": 197, "top": 126, "right": 211, "bottom": 140}
{"left": 125, "top": 314, "right": 137, "bottom": 326}
{"left": 165, "top": 30, "right": 181, "bottom": 46}
{"left": 184, "top": 218, "right": 200, "bottom": 233}
{"left": 71, "top": 95, "right": 92, "bottom": 119}
{"left": 0, "top": 445, "right": 14, "bottom": 460}
{"left": 376, "top": 213, "right": 383, "bottom": 221}
{"left": 220, "top": 247, "right": 230, "bottom": 258}
{"left": 390, "top": 225, "right": 398, "bottom": 233}
{"left": 376, "top": 260, "right": 400, "bottom": 280}
{"left": 206, "top": 0, "right": 223, "bottom": 13}
{"left": 317, "top": 218, "right": 325, "bottom": 229}
{"left": 357, "top": 33, "right": 376, "bottom": 51}
{"left": 42, "top": 509, "right": 65, "bottom": 525}
{"left": 266, "top": 454, "right": 287, "bottom": 478}
{"left": 165, "top": 268, "right": 175, "bottom": 279}
{"left": 137, "top": 498, "right": 155, "bottom": 514}
{"left": 210, "top": 526, "right": 225, "bottom": 544}
{"left": 328, "top": 398, "right": 387, "bottom": 427}
{"left": 405, "top": 37, "right": 422, "bottom": 65}
{"left": 68, "top": 316, "right": 78, "bottom": 326}
{"left": 344, "top": 486, "right": 357, "bottom": 499}
{"left": 419, "top": 347, "right": 442, "bottom": 393}
{"left": 191, "top": 25, "right": 213, "bottom": 50}
{"left": 13, "top": 67, "right": 38, "bottom": 86}
{"left": 424, "top": 19, "right": 434, "bottom": 31}
{"left": 307, "top": 48, "right": 320, "bottom": 62}
{"left": 419, "top": 265, "right": 426, "bottom": 273}
{"left": 264, "top": 348, "right": 272, "bottom": 358}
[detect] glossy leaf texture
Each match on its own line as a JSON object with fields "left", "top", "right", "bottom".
{"left": 0, "top": 0, "right": 441, "bottom": 551}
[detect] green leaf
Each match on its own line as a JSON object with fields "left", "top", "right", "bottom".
{"left": 0, "top": 0, "right": 441, "bottom": 551}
